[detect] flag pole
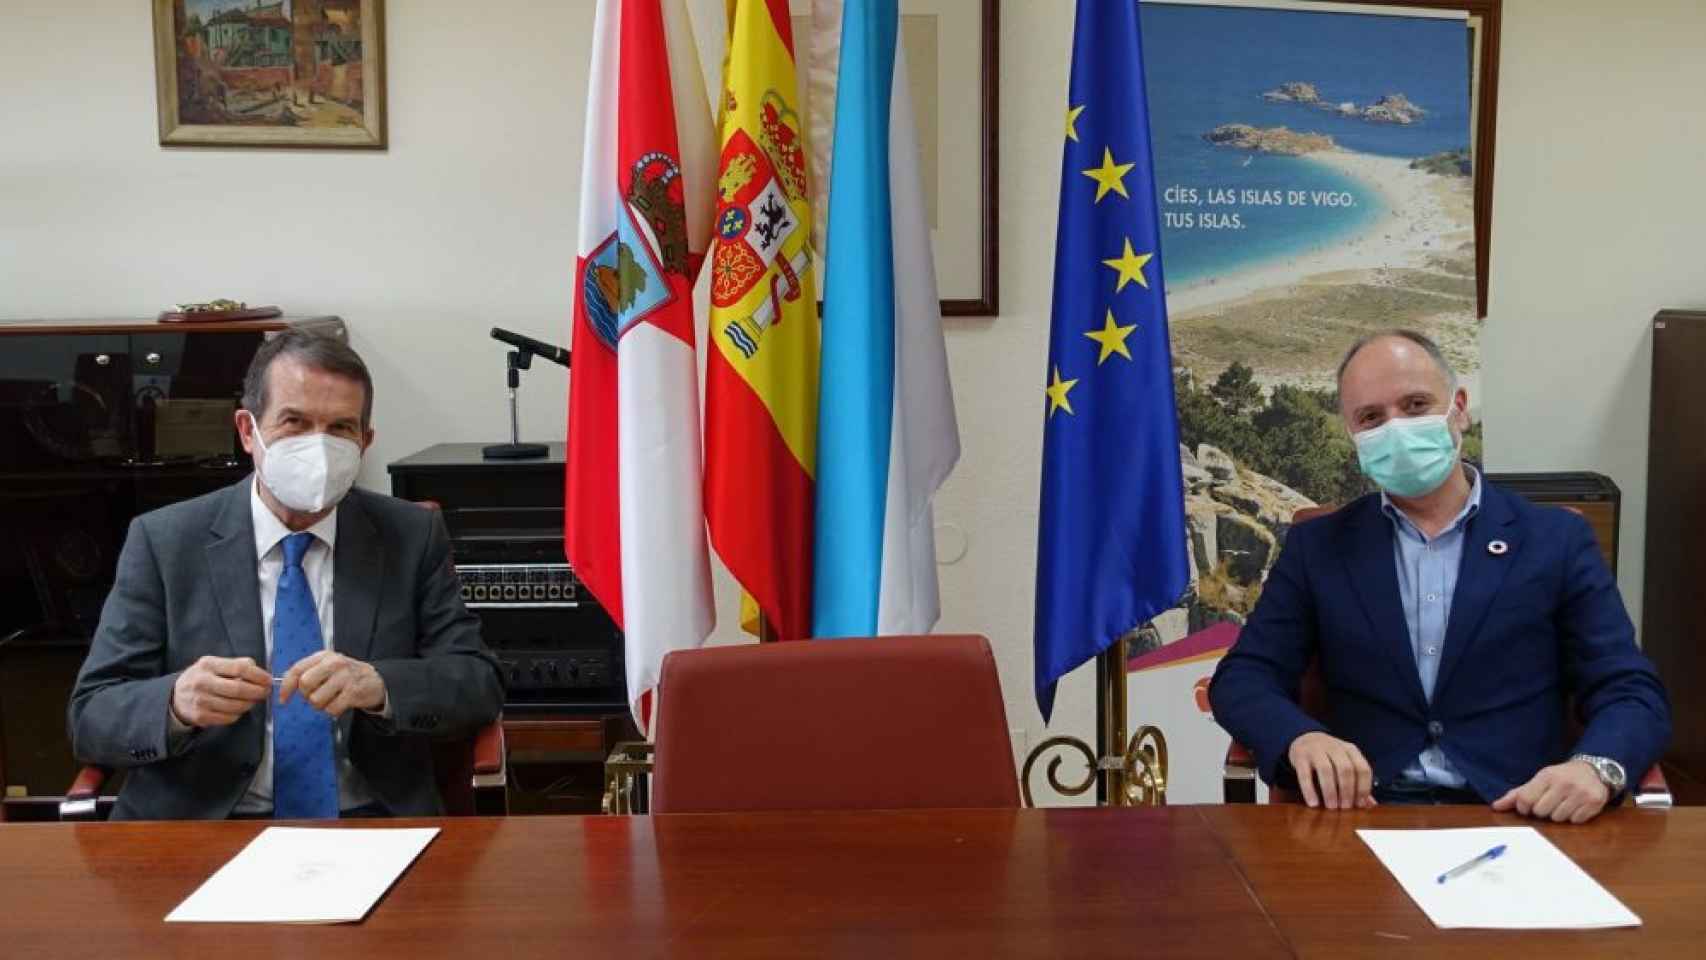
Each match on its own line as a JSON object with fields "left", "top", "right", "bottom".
{"left": 1021, "top": 626, "right": 1169, "bottom": 808}
{"left": 1096, "top": 636, "right": 1130, "bottom": 806}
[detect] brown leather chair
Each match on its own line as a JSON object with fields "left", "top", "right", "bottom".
{"left": 650, "top": 634, "right": 1019, "bottom": 813}
{"left": 1222, "top": 505, "right": 1671, "bottom": 807}
{"left": 58, "top": 716, "right": 507, "bottom": 820}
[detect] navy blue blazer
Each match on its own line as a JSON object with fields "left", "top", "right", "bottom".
{"left": 1208, "top": 481, "right": 1670, "bottom": 800}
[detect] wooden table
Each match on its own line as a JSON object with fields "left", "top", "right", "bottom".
{"left": 1, "top": 806, "right": 1700, "bottom": 958}
{"left": 0, "top": 807, "right": 1287, "bottom": 959}
{"left": 1201, "top": 804, "right": 1706, "bottom": 958}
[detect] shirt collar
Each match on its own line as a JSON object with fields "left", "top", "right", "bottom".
{"left": 250, "top": 478, "right": 339, "bottom": 561}
{"left": 1380, "top": 464, "right": 1482, "bottom": 539}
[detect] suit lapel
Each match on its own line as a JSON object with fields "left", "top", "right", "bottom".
{"left": 1434, "top": 484, "right": 1520, "bottom": 696}
{"left": 206, "top": 479, "right": 265, "bottom": 664}
{"left": 1340, "top": 499, "right": 1429, "bottom": 712}
{"left": 333, "top": 491, "right": 384, "bottom": 664}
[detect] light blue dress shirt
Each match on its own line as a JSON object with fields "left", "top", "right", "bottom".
{"left": 1380, "top": 466, "right": 1483, "bottom": 789}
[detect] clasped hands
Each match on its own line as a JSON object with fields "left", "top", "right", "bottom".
{"left": 170, "top": 652, "right": 386, "bottom": 728}
{"left": 1288, "top": 731, "right": 1610, "bottom": 822}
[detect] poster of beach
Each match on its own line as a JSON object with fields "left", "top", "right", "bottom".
{"left": 1133, "top": 1, "right": 1478, "bottom": 650}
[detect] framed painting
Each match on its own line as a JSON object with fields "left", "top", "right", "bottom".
{"left": 1303, "top": 0, "right": 1501, "bottom": 318}
{"left": 152, "top": 0, "right": 387, "bottom": 149}
{"left": 791, "top": 0, "right": 1000, "bottom": 316}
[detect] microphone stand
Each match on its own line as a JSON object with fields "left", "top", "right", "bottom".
{"left": 481, "top": 350, "right": 549, "bottom": 460}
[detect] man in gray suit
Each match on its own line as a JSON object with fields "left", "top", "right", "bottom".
{"left": 70, "top": 331, "right": 504, "bottom": 819}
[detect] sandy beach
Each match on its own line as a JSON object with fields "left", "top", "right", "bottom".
{"left": 1165, "top": 147, "right": 1480, "bottom": 392}
{"left": 1165, "top": 149, "right": 1471, "bottom": 315}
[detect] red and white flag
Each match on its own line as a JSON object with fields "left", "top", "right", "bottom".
{"left": 566, "top": 0, "right": 716, "bottom": 733}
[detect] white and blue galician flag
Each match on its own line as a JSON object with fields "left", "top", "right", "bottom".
{"left": 811, "top": 0, "right": 960, "bottom": 637}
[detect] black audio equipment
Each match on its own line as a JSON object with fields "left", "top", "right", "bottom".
{"left": 482, "top": 329, "right": 568, "bottom": 461}
{"left": 389, "top": 442, "right": 624, "bottom": 712}
{"left": 489, "top": 327, "right": 570, "bottom": 367}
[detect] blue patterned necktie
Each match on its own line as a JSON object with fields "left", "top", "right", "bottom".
{"left": 271, "top": 531, "right": 338, "bottom": 819}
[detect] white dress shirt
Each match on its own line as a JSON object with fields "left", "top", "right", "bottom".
{"left": 231, "top": 482, "right": 380, "bottom": 814}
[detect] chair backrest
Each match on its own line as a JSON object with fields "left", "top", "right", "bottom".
{"left": 431, "top": 730, "right": 481, "bottom": 816}
{"left": 650, "top": 635, "right": 1019, "bottom": 814}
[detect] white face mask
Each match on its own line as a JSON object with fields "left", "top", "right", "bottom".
{"left": 246, "top": 411, "right": 363, "bottom": 514}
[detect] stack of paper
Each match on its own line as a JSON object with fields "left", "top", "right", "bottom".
{"left": 1357, "top": 826, "right": 1640, "bottom": 930}
{"left": 166, "top": 827, "right": 439, "bottom": 924}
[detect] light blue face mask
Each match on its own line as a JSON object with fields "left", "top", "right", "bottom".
{"left": 1352, "top": 412, "right": 1460, "bottom": 498}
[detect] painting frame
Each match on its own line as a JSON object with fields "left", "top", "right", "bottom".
{"left": 932, "top": 0, "right": 1000, "bottom": 317}
{"left": 151, "top": 0, "right": 388, "bottom": 149}
{"left": 1301, "top": 0, "right": 1501, "bottom": 318}
{"left": 789, "top": 0, "right": 1000, "bottom": 316}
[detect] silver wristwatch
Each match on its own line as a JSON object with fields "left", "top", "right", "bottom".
{"left": 1571, "top": 753, "right": 1627, "bottom": 793}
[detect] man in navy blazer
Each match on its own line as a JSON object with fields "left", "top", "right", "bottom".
{"left": 1210, "top": 330, "right": 1669, "bottom": 822}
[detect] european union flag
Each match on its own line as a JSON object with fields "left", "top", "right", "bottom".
{"left": 1034, "top": 0, "right": 1189, "bottom": 721}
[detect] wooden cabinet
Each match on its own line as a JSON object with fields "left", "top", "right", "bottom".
{"left": 1643, "top": 309, "right": 1706, "bottom": 804}
{"left": 0, "top": 315, "right": 342, "bottom": 813}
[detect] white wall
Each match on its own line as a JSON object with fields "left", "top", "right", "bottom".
{"left": 3, "top": 1, "right": 1703, "bottom": 801}
{"left": 1478, "top": 0, "right": 1706, "bottom": 635}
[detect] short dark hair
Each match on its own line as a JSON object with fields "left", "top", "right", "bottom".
{"left": 241, "top": 330, "right": 374, "bottom": 428}
{"left": 1335, "top": 328, "right": 1458, "bottom": 391}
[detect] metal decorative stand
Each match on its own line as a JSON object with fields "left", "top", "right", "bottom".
{"left": 1021, "top": 634, "right": 1170, "bottom": 807}
{"left": 603, "top": 742, "right": 654, "bottom": 814}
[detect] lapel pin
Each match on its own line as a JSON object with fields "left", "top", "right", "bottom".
{"left": 1488, "top": 540, "right": 1509, "bottom": 556}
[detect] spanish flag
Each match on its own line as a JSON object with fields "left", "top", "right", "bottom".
{"left": 703, "top": 0, "right": 819, "bottom": 642}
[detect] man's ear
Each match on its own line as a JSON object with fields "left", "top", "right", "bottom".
{"left": 361, "top": 427, "right": 376, "bottom": 454}
{"left": 236, "top": 409, "right": 258, "bottom": 456}
{"left": 1451, "top": 387, "right": 1470, "bottom": 431}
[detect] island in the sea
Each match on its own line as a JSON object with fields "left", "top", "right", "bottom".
{"left": 1202, "top": 124, "right": 1336, "bottom": 155}
{"left": 1261, "top": 81, "right": 1323, "bottom": 104}
{"left": 1410, "top": 148, "right": 1472, "bottom": 177}
{"left": 1361, "top": 93, "right": 1426, "bottom": 124}
{"left": 1261, "top": 82, "right": 1427, "bottom": 124}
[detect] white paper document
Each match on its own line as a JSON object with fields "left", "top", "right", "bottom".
{"left": 1357, "top": 826, "right": 1640, "bottom": 930}
{"left": 166, "top": 827, "right": 439, "bottom": 924}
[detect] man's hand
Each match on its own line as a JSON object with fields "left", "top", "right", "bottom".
{"left": 1288, "top": 731, "right": 1378, "bottom": 810}
{"left": 277, "top": 650, "right": 387, "bottom": 718}
{"left": 1491, "top": 760, "right": 1610, "bottom": 823}
{"left": 171, "top": 656, "right": 272, "bottom": 728}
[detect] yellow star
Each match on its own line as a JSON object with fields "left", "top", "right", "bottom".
{"left": 1081, "top": 147, "right": 1135, "bottom": 203}
{"left": 1045, "top": 365, "right": 1079, "bottom": 418}
{"left": 1085, "top": 310, "right": 1137, "bottom": 364}
{"left": 1102, "top": 237, "right": 1154, "bottom": 292}
{"left": 1065, "top": 104, "right": 1085, "bottom": 142}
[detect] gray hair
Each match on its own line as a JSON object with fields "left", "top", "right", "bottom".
{"left": 241, "top": 330, "right": 374, "bottom": 428}
{"left": 1335, "top": 328, "right": 1458, "bottom": 392}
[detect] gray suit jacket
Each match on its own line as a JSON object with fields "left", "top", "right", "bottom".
{"left": 68, "top": 478, "right": 505, "bottom": 820}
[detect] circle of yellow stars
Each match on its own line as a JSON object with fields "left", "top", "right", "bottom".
{"left": 1046, "top": 103, "right": 1157, "bottom": 420}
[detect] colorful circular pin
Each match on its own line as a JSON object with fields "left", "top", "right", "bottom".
{"left": 1488, "top": 540, "right": 1509, "bottom": 555}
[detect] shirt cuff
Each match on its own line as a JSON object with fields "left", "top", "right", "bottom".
{"left": 166, "top": 699, "right": 197, "bottom": 751}
{"left": 362, "top": 688, "right": 393, "bottom": 720}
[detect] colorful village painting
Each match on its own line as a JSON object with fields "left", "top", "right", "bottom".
{"left": 153, "top": 0, "right": 384, "bottom": 147}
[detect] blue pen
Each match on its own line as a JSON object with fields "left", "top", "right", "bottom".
{"left": 1436, "top": 843, "right": 1507, "bottom": 884}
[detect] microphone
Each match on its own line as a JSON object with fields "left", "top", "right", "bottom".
{"left": 490, "top": 327, "right": 570, "bottom": 367}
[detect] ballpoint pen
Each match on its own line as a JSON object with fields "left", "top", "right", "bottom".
{"left": 1436, "top": 843, "right": 1507, "bottom": 884}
